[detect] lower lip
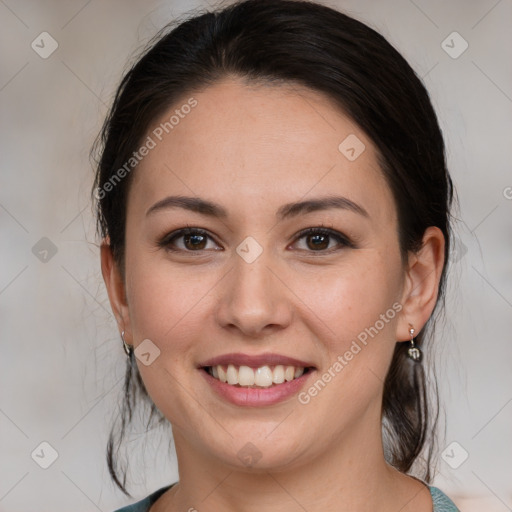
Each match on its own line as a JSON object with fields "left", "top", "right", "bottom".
{"left": 200, "top": 368, "right": 315, "bottom": 407}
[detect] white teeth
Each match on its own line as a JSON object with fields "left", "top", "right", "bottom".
{"left": 226, "top": 364, "right": 238, "bottom": 385}
{"left": 272, "top": 365, "right": 285, "bottom": 384}
{"left": 218, "top": 365, "right": 228, "bottom": 383}
{"left": 285, "top": 365, "right": 295, "bottom": 382}
{"left": 208, "top": 363, "right": 308, "bottom": 387}
{"left": 238, "top": 365, "right": 255, "bottom": 386}
{"left": 254, "top": 366, "right": 273, "bottom": 387}
{"left": 294, "top": 367, "right": 304, "bottom": 378}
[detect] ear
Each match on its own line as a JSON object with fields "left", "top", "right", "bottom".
{"left": 101, "top": 239, "right": 132, "bottom": 343}
{"left": 396, "top": 226, "right": 445, "bottom": 341}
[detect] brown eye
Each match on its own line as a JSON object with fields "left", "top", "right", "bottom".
{"left": 182, "top": 232, "right": 207, "bottom": 250}
{"left": 159, "top": 226, "right": 353, "bottom": 254}
{"left": 159, "top": 228, "right": 220, "bottom": 252}
{"left": 293, "top": 227, "right": 354, "bottom": 252}
{"left": 305, "top": 232, "right": 330, "bottom": 250}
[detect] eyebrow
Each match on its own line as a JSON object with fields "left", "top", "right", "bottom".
{"left": 146, "top": 194, "right": 369, "bottom": 220}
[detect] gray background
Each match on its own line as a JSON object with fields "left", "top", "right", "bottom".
{"left": 1, "top": 0, "right": 511, "bottom": 510}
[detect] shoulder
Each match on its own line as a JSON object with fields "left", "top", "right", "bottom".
{"left": 112, "top": 485, "right": 173, "bottom": 512}
{"left": 112, "top": 483, "right": 457, "bottom": 512}
{"left": 429, "top": 486, "right": 460, "bottom": 512}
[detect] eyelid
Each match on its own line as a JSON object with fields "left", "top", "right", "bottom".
{"left": 158, "top": 226, "right": 222, "bottom": 252}
{"left": 159, "top": 224, "right": 355, "bottom": 253}
{"left": 291, "top": 226, "right": 355, "bottom": 251}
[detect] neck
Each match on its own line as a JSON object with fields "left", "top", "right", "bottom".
{"left": 156, "top": 406, "right": 431, "bottom": 512}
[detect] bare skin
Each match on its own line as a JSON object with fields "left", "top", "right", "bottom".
{"left": 102, "top": 77, "right": 445, "bottom": 512}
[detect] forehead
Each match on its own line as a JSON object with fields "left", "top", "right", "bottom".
{"left": 128, "top": 77, "right": 395, "bottom": 224}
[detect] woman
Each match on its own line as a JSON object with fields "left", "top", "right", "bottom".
{"left": 93, "top": 0, "right": 459, "bottom": 510}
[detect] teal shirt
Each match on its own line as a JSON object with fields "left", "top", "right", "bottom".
{"left": 113, "top": 484, "right": 460, "bottom": 511}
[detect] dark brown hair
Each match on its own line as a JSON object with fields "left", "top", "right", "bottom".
{"left": 92, "top": 0, "right": 453, "bottom": 496}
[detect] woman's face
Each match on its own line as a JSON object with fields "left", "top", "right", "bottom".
{"left": 119, "top": 78, "right": 410, "bottom": 471}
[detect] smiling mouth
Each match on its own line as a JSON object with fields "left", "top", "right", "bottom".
{"left": 202, "top": 364, "right": 314, "bottom": 388}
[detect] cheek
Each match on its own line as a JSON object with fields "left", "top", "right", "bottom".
{"left": 294, "top": 255, "right": 403, "bottom": 423}
{"left": 125, "top": 248, "right": 212, "bottom": 343}
{"left": 295, "top": 252, "right": 403, "bottom": 349}
{"left": 125, "top": 257, "right": 217, "bottom": 429}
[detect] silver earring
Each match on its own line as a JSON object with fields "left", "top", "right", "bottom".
{"left": 407, "top": 326, "right": 422, "bottom": 362}
{"left": 121, "top": 330, "right": 133, "bottom": 356}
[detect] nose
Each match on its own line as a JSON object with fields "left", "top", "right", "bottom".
{"left": 214, "top": 249, "right": 292, "bottom": 338}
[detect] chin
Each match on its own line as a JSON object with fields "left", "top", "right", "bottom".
{"left": 199, "top": 430, "right": 312, "bottom": 473}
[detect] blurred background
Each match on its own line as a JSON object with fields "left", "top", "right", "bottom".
{"left": 1, "top": 0, "right": 511, "bottom": 510}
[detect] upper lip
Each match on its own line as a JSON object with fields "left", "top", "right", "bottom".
{"left": 199, "top": 352, "right": 315, "bottom": 369}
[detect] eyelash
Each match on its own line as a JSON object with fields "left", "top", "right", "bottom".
{"left": 158, "top": 225, "right": 355, "bottom": 254}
